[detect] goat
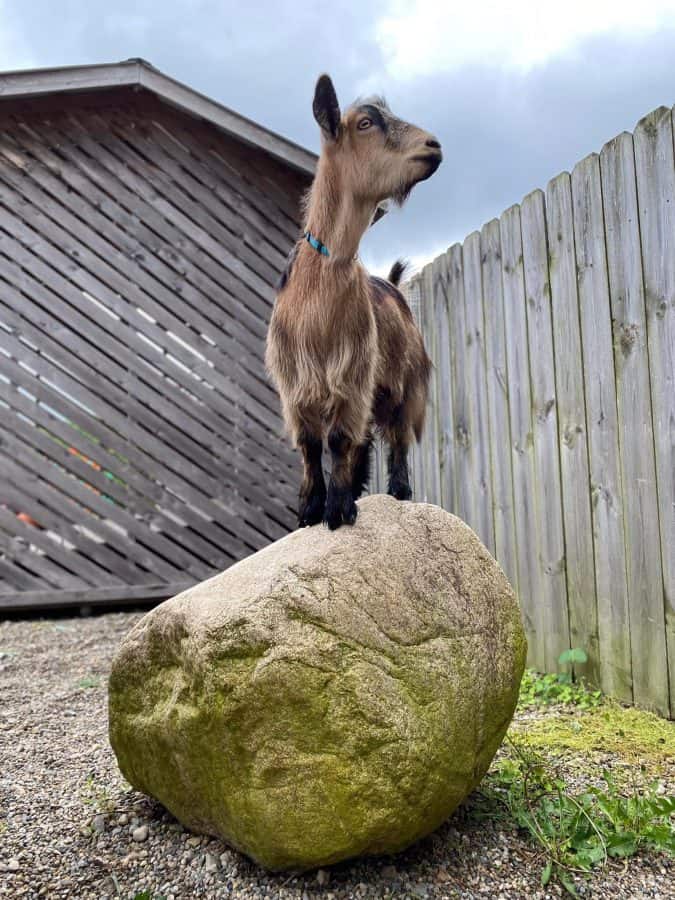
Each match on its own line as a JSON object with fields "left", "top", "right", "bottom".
{"left": 265, "top": 74, "right": 442, "bottom": 530}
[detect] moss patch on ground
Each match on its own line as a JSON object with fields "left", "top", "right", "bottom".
{"left": 511, "top": 702, "right": 675, "bottom": 767}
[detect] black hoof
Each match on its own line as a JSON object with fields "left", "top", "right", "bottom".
{"left": 388, "top": 480, "right": 412, "bottom": 501}
{"left": 298, "top": 489, "right": 326, "bottom": 527}
{"left": 324, "top": 485, "right": 358, "bottom": 530}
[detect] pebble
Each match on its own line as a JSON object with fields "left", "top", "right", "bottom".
{"left": 132, "top": 825, "right": 149, "bottom": 842}
{"left": 92, "top": 814, "right": 105, "bottom": 833}
{"left": 316, "top": 868, "right": 330, "bottom": 886}
{"left": 118, "top": 814, "right": 129, "bottom": 825}
{"left": 6, "top": 858, "right": 20, "bottom": 872}
{"left": 186, "top": 835, "right": 202, "bottom": 847}
{"left": 204, "top": 852, "right": 218, "bottom": 873}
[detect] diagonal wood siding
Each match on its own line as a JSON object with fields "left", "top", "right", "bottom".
{"left": 407, "top": 105, "right": 675, "bottom": 718}
{"left": 0, "top": 91, "right": 308, "bottom": 611}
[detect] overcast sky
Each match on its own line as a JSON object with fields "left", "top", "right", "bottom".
{"left": 2, "top": 0, "right": 675, "bottom": 274}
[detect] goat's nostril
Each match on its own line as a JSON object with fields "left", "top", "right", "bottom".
{"left": 426, "top": 138, "right": 441, "bottom": 150}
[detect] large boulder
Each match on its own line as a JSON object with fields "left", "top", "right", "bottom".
{"left": 108, "top": 495, "right": 526, "bottom": 871}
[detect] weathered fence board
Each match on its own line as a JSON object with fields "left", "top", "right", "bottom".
{"left": 431, "top": 252, "right": 455, "bottom": 511}
{"left": 600, "top": 130, "right": 669, "bottom": 716}
{"left": 572, "top": 153, "right": 633, "bottom": 703}
{"left": 633, "top": 108, "right": 675, "bottom": 719}
{"left": 546, "top": 172, "right": 600, "bottom": 685}
{"left": 479, "top": 220, "right": 518, "bottom": 593}
{"left": 500, "top": 205, "right": 544, "bottom": 669}
{"left": 410, "top": 104, "right": 675, "bottom": 716}
{"left": 462, "top": 231, "right": 495, "bottom": 553}
{"left": 521, "top": 190, "right": 569, "bottom": 671}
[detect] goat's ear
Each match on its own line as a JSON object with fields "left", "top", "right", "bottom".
{"left": 313, "top": 74, "right": 341, "bottom": 141}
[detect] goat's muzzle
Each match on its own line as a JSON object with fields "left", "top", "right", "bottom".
{"left": 411, "top": 150, "right": 443, "bottom": 180}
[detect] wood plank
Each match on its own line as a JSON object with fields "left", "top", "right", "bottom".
{"left": 76, "top": 110, "right": 276, "bottom": 316}
{"left": 405, "top": 275, "right": 427, "bottom": 500}
{"left": 480, "top": 219, "right": 518, "bottom": 593}
{"left": 462, "top": 231, "right": 495, "bottom": 551}
{"left": 0, "top": 580, "right": 196, "bottom": 612}
{"left": 109, "top": 109, "right": 288, "bottom": 275}
{"left": 0, "top": 367, "right": 252, "bottom": 563}
{"left": 0, "top": 234, "right": 293, "bottom": 539}
{"left": 0, "top": 419, "right": 220, "bottom": 580}
{"left": 546, "top": 172, "right": 600, "bottom": 685}
{"left": 601, "top": 131, "right": 669, "bottom": 714}
{"left": 499, "top": 204, "right": 544, "bottom": 669}
{"left": 0, "top": 508, "right": 90, "bottom": 589}
{"left": 447, "top": 243, "right": 474, "bottom": 525}
{"left": 431, "top": 250, "right": 455, "bottom": 512}
{"left": 0, "top": 298, "right": 288, "bottom": 544}
{"left": 521, "top": 190, "right": 570, "bottom": 669}
{"left": 0, "top": 274, "right": 292, "bottom": 499}
{"left": 0, "top": 468, "right": 152, "bottom": 584}
{"left": 633, "top": 106, "right": 675, "bottom": 717}
{"left": 0, "top": 348, "right": 276, "bottom": 557}
{"left": 153, "top": 106, "right": 299, "bottom": 246}
{"left": 571, "top": 153, "right": 633, "bottom": 703}
{"left": 15, "top": 113, "right": 272, "bottom": 346}
{"left": 0, "top": 424, "right": 200, "bottom": 583}
{"left": 0, "top": 128, "right": 292, "bottom": 427}
{"left": 420, "top": 262, "right": 441, "bottom": 505}
{"left": 0, "top": 558, "right": 42, "bottom": 591}
{"left": 0, "top": 168, "right": 289, "bottom": 458}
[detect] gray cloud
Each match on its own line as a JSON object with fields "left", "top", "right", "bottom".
{"left": 2, "top": 3, "right": 675, "bottom": 272}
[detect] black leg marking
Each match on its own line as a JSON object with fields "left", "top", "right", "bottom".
{"left": 351, "top": 434, "right": 373, "bottom": 500}
{"left": 298, "top": 431, "right": 326, "bottom": 527}
{"left": 387, "top": 444, "right": 412, "bottom": 501}
{"left": 324, "top": 428, "right": 358, "bottom": 530}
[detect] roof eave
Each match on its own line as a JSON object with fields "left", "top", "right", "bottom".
{"left": 0, "top": 59, "right": 317, "bottom": 178}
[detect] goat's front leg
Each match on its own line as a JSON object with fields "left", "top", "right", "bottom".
{"left": 298, "top": 428, "right": 326, "bottom": 527}
{"left": 324, "top": 427, "right": 358, "bottom": 529}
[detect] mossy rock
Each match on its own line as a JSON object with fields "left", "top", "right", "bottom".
{"left": 108, "top": 495, "right": 526, "bottom": 870}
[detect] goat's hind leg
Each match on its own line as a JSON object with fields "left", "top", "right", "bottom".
{"left": 385, "top": 412, "right": 413, "bottom": 501}
{"left": 351, "top": 431, "right": 373, "bottom": 500}
{"left": 297, "top": 426, "right": 326, "bottom": 527}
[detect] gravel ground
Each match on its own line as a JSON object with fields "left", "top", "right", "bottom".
{"left": 1, "top": 611, "right": 673, "bottom": 900}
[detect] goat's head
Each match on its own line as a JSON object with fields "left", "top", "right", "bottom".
{"left": 313, "top": 74, "right": 442, "bottom": 208}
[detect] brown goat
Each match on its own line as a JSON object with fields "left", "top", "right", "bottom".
{"left": 266, "top": 74, "right": 442, "bottom": 529}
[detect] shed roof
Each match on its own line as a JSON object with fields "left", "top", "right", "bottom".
{"left": 0, "top": 58, "right": 317, "bottom": 177}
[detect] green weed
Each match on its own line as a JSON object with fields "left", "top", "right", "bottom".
{"left": 475, "top": 737, "right": 675, "bottom": 896}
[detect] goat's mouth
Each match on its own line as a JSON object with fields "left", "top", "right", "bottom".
{"left": 391, "top": 153, "right": 443, "bottom": 206}
{"left": 411, "top": 152, "right": 443, "bottom": 178}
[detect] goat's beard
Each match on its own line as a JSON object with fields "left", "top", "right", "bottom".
{"left": 391, "top": 180, "right": 415, "bottom": 207}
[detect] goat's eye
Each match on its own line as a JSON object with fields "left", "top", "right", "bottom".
{"left": 357, "top": 118, "right": 372, "bottom": 131}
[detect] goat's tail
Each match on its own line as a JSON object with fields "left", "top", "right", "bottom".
{"left": 387, "top": 259, "right": 409, "bottom": 287}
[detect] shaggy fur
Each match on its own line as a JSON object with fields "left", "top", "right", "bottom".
{"left": 266, "top": 74, "right": 441, "bottom": 529}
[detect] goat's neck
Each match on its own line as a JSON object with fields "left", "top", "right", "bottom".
{"left": 303, "top": 157, "right": 376, "bottom": 266}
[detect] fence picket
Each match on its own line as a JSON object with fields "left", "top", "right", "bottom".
{"left": 480, "top": 219, "right": 518, "bottom": 592}
{"left": 546, "top": 172, "right": 600, "bottom": 684}
{"left": 499, "top": 205, "right": 544, "bottom": 669}
{"left": 633, "top": 107, "right": 675, "bottom": 717}
{"left": 520, "top": 190, "right": 570, "bottom": 669}
{"left": 571, "top": 154, "right": 633, "bottom": 702}
{"left": 600, "top": 130, "right": 669, "bottom": 715}
{"left": 462, "top": 232, "right": 495, "bottom": 552}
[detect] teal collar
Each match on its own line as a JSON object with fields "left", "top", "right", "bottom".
{"left": 304, "top": 231, "right": 330, "bottom": 257}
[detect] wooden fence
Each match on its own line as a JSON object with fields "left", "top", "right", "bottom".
{"left": 388, "top": 105, "right": 675, "bottom": 718}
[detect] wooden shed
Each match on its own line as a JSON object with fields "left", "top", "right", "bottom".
{"left": 0, "top": 59, "right": 316, "bottom": 611}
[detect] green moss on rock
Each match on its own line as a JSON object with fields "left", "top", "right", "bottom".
{"left": 109, "top": 495, "right": 526, "bottom": 870}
